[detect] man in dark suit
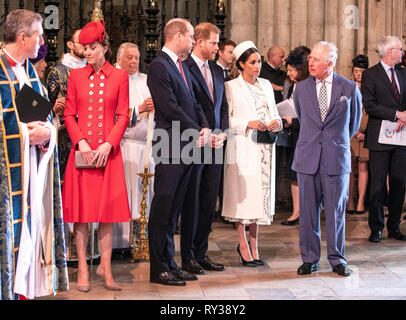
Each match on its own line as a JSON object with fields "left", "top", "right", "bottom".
{"left": 293, "top": 41, "right": 362, "bottom": 277}
{"left": 216, "top": 39, "right": 236, "bottom": 81}
{"left": 147, "top": 18, "right": 210, "bottom": 286}
{"left": 182, "top": 22, "right": 229, "bottom": 275}
{"left": 361, "top": 35, "right": 406, "bottom": 243}
{"left": 259, "top": 46, "right": 286, "bottom": 104}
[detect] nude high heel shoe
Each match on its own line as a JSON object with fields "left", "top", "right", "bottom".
{"left": 96, "top": 267, "right": 122, "bottom": 291}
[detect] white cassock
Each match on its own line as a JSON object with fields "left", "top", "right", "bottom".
{"left": 113, "top": 69, "right": 155, "bottom": 249}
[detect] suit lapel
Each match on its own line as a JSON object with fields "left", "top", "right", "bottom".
{"left": 307, "top": 77, "right": 321, "bottom": 122}
{"left": 209, "top": 62, "right": 223, "bottom": 106}
{"left": 395, "top": 66, "right": 404, "bottom": 99}
{"left": 325, "top": 73, "right": 342, "bottom": 120}
{"left": 160, "top": 51, "right": 193, "bottom": 99}
{"left": 237, "top": 75, "right": 257, "bottom": 116}
{"left": 187, "top": 57, "right": 213, "bottom": 104}
{"left": 377, "top": 63, "right": 399, "bottom": 101}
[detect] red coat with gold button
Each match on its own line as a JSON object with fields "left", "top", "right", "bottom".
{"left": 62, "top": 61, "right": 131, "bottom": 223}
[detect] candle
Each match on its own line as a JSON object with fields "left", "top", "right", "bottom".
{"left": 144, "top": 111, "right": 155, "bottom": 171}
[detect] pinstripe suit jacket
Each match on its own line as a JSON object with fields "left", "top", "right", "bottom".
{"left": 292, "top": 73, "right": 362, "bottom": 175}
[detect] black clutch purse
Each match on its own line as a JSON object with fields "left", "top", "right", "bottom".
{"left": 252, "top": 130, "right": 278, "bottom": 144}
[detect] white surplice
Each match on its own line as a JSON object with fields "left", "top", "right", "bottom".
{"left": 113, "top": 68, "right": 155, "bottom": 249}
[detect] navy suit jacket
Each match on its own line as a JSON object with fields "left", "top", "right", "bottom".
{"left": 361, "top": 63, "right": 406, "bottom": 151}
{"left": 185, "top": 56, "right": 229, "bottom": 132}
{"left": 147, "top": 51, "right": 209, "bottom": 160}
{"left": 292, "top": 74, "right": 362, "bottom": 175}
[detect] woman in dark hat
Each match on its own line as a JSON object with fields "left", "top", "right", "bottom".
{"left": 280, "top": 47, "right": 310, "bottom": 226}
{"left": 348, "top": 54, "right": 369, "bottom": 215}
{"left": 62, "top": 20, "right": 130, "bottom": 292}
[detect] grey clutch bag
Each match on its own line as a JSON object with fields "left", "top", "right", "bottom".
{"left": 75, "top": 151, "right": 106, "bottom": 169}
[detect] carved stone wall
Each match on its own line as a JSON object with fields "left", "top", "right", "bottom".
{"left": 228, "top": 0, "right": 406, "bottom": 79}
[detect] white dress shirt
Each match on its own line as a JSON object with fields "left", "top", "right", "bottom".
{"left": 316, "top": 72, "right": 334, "bottom": 108}
{"left": 381, "top": 60, "right": 401, "bottom": 94}
{"left": 162, "top": 46, "right": 181, "bottom": 71}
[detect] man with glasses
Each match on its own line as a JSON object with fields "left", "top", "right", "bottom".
{"left": 293, "top": 41, "right": 362, "bottom": 277}
{"left": 361, "top": 36, "right": 406, "bottom": 243}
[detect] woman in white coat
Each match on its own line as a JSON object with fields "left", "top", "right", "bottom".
{"left": 222, "top": 41, "right": 283, "bottom": 267}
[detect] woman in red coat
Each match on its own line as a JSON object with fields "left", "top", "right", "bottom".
{"left": 62, "top": 20, "right": 130, "bottom": 292}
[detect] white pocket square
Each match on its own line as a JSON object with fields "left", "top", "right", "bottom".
{"left": 340, "top": 96, "right": 349, "bottom": 102}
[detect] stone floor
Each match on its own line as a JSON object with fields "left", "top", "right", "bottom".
{"left": 39, "top": 209, "right": 406, "bottom": 301}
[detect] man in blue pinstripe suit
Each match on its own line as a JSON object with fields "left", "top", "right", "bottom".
{"left": 292, "top": 41, "right": 362, "bottom": 277}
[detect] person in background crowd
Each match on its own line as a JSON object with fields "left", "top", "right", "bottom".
{"left": 362, "top": 36, "right": 406, "bottom": 242}
{"left": 222, "top": 41, "right": 282, "bottom": 267}
{"left": 293, "top": 41, "right": 362, "bottom": 277}
{"left": 115, "top": 42, "right": 155, "bottom": 250}
{"left": 216, "top": 39, "right": 236, "bottom": 81}
{"left": 260, "top": 46, "right": 286, "bottom": 104}
{"left": 214, "top": 39, "right": 236, "bottom": 220}
{"left": 62, "top": 20, "right": 130, "bottom": 292}
{"left": 29, "top": 44, "right": 47, "bottom": 81}
{"left": 347, "top": 54, "right": 369, "bottom": 215}
{"left": 46, "top": 29, "right": 86, "bottom": 183}
{"left": 280, "top": 48, "right": 310, "bottom": 226}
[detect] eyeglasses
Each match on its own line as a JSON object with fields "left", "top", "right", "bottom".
{"left": 307, "top": 56, "right": 322, "bottom": 63}
{"left": 391, "top": 47, "right": 403, "bottom": 52}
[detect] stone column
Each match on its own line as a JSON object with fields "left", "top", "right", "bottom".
{"left": 228, "top": 0, "right": 258, "bottom": 45}
{"left": 291, "top": 0, "right": 309, "bottom": 50}
{"left": 257, "top": 0, "right": 275, "bottom": 56}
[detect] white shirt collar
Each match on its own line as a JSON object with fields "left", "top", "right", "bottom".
{"left": 191, "top": 52, "right": 208, "bottom": 69}
{"left": 162, "top": 47, "right": 180, "bottom": 66}
{"left": 316, "top": 71, "right": 334, "bottom": 84}
{"left": 216, "top": 60, "right": 228, "bottom": 70}
{"left": 266, "top": 61, "right": 278, "bottom": 70}
{"left": 61, "top": 53, "right": 87, "bottom": 69}
{"left": 380, "top": 60, "right": 398, "bottom": 73}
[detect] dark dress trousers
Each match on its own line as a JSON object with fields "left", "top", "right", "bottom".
{"left": 361, "top": 62, "right": 406, "bottom": 233}
{"left": 181, "top": 56, "right": 229, "bottom": 262}
{"left": 147, "top": 51, "right": 208, "bottom": 275}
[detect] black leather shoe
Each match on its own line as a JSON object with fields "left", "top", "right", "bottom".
{"left": 368, "top": 231, "right": 382, "bottom": 243}
{"left": 253, "top": 259, "right": 265, "bottom": 266}
{"left": 150, "top": 272, "right": 186, "bottom": 286}
{"left": 332, "top": 263, "right": 352, "bottom": 277}
{"left": 388, "top": 229, "right": 406, "bottom": 241}
{"left": 297, "top": 263, "right": 319, "bottom": 275}
{"left": 281, "top": 218, "right": 299, "bottom": 226}
{"left": 196, "top": 256, "right": 225, "bottom": 271}
{"left": 355, "top": 210, "right": 365, "bottom": 215}
{"left": 172, "top": 268, "right": 198, "bottom": 281}
{"left": 182, "top": 258, "right": 205, "bottom": 275}
{"left": 347, "top": 210, "right": 356, "bottom": 215}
